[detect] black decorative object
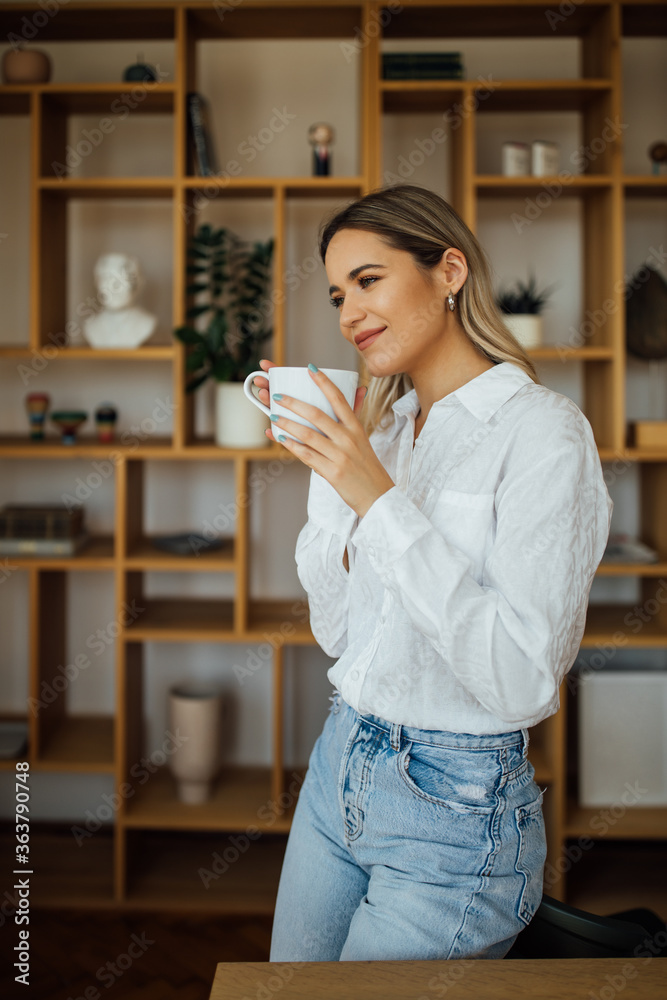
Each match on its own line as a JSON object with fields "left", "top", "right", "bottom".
{"left": 123, "top": 55, "right": 158, "bottom": 82}
{"left": 626, "top": 267, "right": 667, "bottom": 361}
{"left": 187, "top": 93, "right": 219, "bottom": 176}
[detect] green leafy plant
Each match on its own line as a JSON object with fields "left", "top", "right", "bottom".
{"left": 497, "top": 274, "right": 555, "bottom": 315}
{"left": 174, "top": 223, "right": 274, "bottom": 390}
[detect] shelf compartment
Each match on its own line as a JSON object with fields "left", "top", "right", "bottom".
{"left": 565, "top": 800, "right": 667, "bottom": 840}
{"left": 582, "top": 604, "right": 667, "bottom": 647}
{"left": 7, "top": 535, "right": 115, "bottom": 569}
{"left": 0, "top": 821, "right": 115, "bottom": 908}
{"left": 474, "top": 79, "right": 613, "bottom": 113}
{"left": 0, "top": 89, "right": 31, "bottom": 115}
{"left": 381, "top": 81, "right": 464, "bottom": 115}
{"left": 381, "top": 3, "right": 607, "bottom": 40}
{"left": 475, "top": 175, "right": 612, "bottom": 197}
{"left": 36, "top": 714, "right": 115, "bottom": 772}
{"left": 124, "top": 828, "right": 286, "bottom": 913}
{"left": 565, "top": 839, "right": 667, "bottom": 918}
{"left": 124, "top": 536, "right": 235, "bottom": 571}
{"left": 247, "top": 600, "right": 313, "bottom": 644}
{"left": 122, "top": 765, "right": 295, "bottom": 833}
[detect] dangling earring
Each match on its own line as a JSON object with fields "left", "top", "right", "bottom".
{"left": 447, "top": 290, "right": 456, "bottom": 312}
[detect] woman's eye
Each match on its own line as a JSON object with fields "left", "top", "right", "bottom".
{"left": 359, "top": 275, "right": 377, "bottom": 289}
{"left": 329, "top": 296, "right": 343, "bottom": 310}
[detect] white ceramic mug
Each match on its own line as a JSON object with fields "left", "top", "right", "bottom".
{"left": 243, "top": 367, "right": 359, "bottom": 442}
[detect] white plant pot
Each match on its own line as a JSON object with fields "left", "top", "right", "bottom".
{"left": 504, "top": 314, "right": 544, "bottom": 350}
{"left": 168, "top": 683, "right": 223, "bottom": 804}
{"left": 215, "top": 381, "right": 269, "bottom": 449}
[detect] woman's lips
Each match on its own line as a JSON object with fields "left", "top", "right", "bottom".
{"left": 355, "top": 327, "right": 385, "bottom": 350}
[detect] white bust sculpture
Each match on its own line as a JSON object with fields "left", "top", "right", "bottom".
{"left": 83, "top": 253, "right": 157, "bottom": 349}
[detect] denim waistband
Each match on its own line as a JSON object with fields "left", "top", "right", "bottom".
{"left": 332, "top": 692, "right": 527, "bottom": 752}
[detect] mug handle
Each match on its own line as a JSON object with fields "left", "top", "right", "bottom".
{"left": 243, "top": 371, "right": 271, "bottom": 417}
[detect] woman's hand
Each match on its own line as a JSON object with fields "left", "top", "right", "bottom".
{"left": 266, "top": 364, "right": 395, "bottom": 519}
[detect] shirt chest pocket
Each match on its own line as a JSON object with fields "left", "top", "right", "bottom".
{"left": 425, "top": 488, "right": 496, "bottom": 580}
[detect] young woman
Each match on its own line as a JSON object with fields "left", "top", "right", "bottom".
{"left": 253, "top": 185, "right": 612, "bottom": 962}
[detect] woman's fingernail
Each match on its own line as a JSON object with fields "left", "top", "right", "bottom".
{"left": 272, "top": 393, "right": 283, "bottom": 401}
{"left": 270, "top": 414, "right": 280, "bottom": 422}
{"left": 277, "top": 434, "right": 286, "bottom": 443}
{"left": 308, "top": 363, "right": 318, "bottom": 373}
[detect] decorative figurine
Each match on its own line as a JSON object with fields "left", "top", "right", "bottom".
{"left": 1, "top": 45, "right": 51, "bottom": 84}
{"left": 83, "top": 253, "right": 157, "bottom": 349}
{"left": 51, "top": 411, "right": 88, "bottom": 446}
{"left": 25, "top": 392, "right": 50, "bottom": 441}
{"left": 648, "top": 141, "right": 667, "bottom": 176}
{"left": 95, "top": 403, "right": 118, "bottom": 443}
{"left": 308, "top": 123, "right": 335, "bottom": 177}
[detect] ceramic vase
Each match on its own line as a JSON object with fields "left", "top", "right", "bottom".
{"left": 215, "top": 382, "right": 269, "bottom": 449}
{"left": 504, "top": 314, "right": 544, "bottom": 350}
{"left": 168, "top": 683, "right": 223, "bottom": 804}
{"left": 2, "top": 47, "right": 52, "bottom": 84}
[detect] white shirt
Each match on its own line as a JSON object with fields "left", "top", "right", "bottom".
{"left": 295, "top": 362, "right": 613, "bottom": 734}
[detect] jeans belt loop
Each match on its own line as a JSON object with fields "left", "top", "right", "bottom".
{"left": 389, "top": 722, "right": 402, "bottom": 752}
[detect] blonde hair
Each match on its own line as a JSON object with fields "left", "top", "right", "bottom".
{"left": 319, "top": 185, "right": 540, "bottom": 436}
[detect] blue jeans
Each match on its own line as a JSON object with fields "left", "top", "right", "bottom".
{"left": 270, "top": 692, "right": 546, "bottom": 961}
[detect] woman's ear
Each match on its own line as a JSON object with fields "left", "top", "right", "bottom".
{"left": 436, "top": 248, "right": 468, "bottom": 296}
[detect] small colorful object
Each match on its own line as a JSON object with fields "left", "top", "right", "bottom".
{"left": 51, "top": 410, "right": 88, "bottom": 446}
{"left": 25, "top": 392, "right": 50, "bottom": 441}
{"left": 95, "top": 403, "right": 118, "bottom": 443}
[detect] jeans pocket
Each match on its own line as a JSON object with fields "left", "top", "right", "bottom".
{"left": 399, "top": 741, "right": 497, "bottom": 814}
{"left": 514, "top": 792, "right": 547, "bottom": 926}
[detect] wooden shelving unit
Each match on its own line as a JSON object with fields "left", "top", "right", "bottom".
{"left": 0, "top": 0, "right": 665, "bottom": 915}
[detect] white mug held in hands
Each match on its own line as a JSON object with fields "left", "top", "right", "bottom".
{"left": 243, "top": 367, "right": 359, "bottom": 443}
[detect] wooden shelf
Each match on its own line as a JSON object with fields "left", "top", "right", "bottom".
{"left": 122, "top": 766, "right": 296, "bottom": 832}
{"left": 623, "top": 176, "right": 667, "bottom": 197}
{"left": 0, "top": 345, "right": 175, "bottom": 360}
{"left": 382, "top": 2, "right": 606, "bottom": 39}
{"left": 597, "top": 559, "right": 667, "bottom": 577}
{"left": 38, "top": 178, "right": 174, "bottom": 198}
{"left": 36, "top": 715, "right": 115, "bottom": 772}
{"left": 124, "top": 829, "right": 286, "bottom": 913}
{"left": 181, "top": 176, "right": 365, "bottom": 199}
{"left": 475, "top": 175, "right": 612, "bottom": 197}
{"left": 566, "top": 800, "right": 667, "bottom": 840}
{"left": 0, "top": 5, "right": 177, "bottom": 42}
{"left": 124, "top": 598, "right": 313, "bottom": 642}
{"left": 39, "top": 83, "right": 175, "bottom": 115}
{"left": 0, "top": 435, "right": 173, "bottom": 457}
{"left": 7, "top": 535, "right": 115, "bottom": 568}
{"left": 529, "top": 346, "right": 615, "bottom": 362}
{"left": 124, "top": 536, "right": 235, "bottom": 570}
{"left": 583, "top": 605, "right": 667, "bottom": 647}
{"left": 381, "top": 79, "right": 612, "bottom": 115}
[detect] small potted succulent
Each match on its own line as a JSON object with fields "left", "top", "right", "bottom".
{"left": 174, "top": 223, "right": 274, "bottom": 448}
{"left": 497, "top": 274, "right": 554, "bottom": 350}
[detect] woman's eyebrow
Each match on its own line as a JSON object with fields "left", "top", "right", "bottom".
{"left": 328, "top": 264, "right": 387, "bottom": 295}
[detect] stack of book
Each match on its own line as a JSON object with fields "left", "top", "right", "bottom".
{"left": 0, "top": 504, "right": 88, "bottom": 556}
{"left": 187, "top": 92, "right": 219, "bottom": 177}
{"left": 382, "top": 52, "right": 464, "bottom": 80}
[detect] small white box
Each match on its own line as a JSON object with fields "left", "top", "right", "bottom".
{"left": 531, "top": 140, "right": 560, "bottom": 176}
{"left": 578, "top": 672, "right": 667, "bottom": 807}
{"left": 502, "top": 141, "right": 530, "bottom": 176}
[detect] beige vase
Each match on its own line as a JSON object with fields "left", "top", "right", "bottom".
{"left": 215, "top": 381, "right": 270, "bottom": 449}
{"left": 504, "top": 313, "right": 544, "bottom": 350}
{"left": 2, "top": 47, "right": 52, "bottom": 84}
{"left": 168, "top": 683, "right": 223, "bottom": 804}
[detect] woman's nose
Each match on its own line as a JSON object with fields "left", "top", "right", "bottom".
{"left": 339, "top": 294, "right": 365, "bottom": 328}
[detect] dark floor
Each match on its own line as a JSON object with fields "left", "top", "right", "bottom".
{"left": 0, "top": 908, "right": 273, "bottom": 1000}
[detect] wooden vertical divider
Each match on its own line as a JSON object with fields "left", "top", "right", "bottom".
{"left": 273, "top": 184, "right": 286, "bottom": 366}
{"left": 272, "top": 644, "right": 285, "bottom": 804}
{"left": 458, "top": 83, "right": 476, "bottom": 230}
{"left": 31, "top": 569, "right": 67, "bottom": 761}
{"left": 174, "top": 3, "right": 190, "bottom": 450}
{"left": 234, "top": 456, "right": 248, "bottom": 635}
{"left": 361, "top": 2, "right": 382, "bottom": 189}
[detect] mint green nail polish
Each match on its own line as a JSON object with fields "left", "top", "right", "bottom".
{"left": 277, "top": 434, "right": 286, "bottom": 443}
{"left": 270, "top": 414, "right": 279, "bottom": 422}
{"left": 272, "top": 393, "right": 283, "bottom": 400}
{"left": 308, "top": 363, "right": 318, "bottom": 373}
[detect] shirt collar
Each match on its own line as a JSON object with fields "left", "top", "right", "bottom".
{"left": 391, "top": 362, "right": 533, "bottom": 425}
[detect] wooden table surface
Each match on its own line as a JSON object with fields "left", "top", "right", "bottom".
{"left": 209, "top": 958, "right": 667, "bottom": 999}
